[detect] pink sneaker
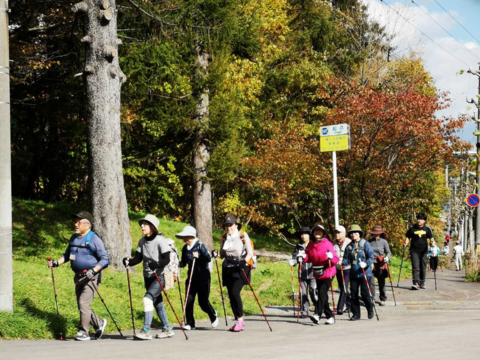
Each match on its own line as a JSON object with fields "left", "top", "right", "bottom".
{"left": 229, "top": 319, "right": 245, "bottom": 332}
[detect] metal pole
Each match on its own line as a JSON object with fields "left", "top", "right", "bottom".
{"left": 333, "top": 151, "right": 339, "bottom": 228}
{"left": 476, "top": 66, "right": 480, "bottom": 249}
{"left": 0, "top": 0, "right": 12, "bottom": 312}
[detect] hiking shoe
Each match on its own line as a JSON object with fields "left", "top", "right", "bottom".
{"left": 75, "top": 331, "right": 90, "bottom": 341}
{"left": 309, "top": 314, "right": 320, "bottom": 324}
{"left": 325, "top": 317, "right": 335, "bottom": 325}
{"left": 420, "top": 284, "right": 426, "bottom": 289}
{"left": 183, "top": 325, "right": 195, "bottom": 331}
{"left": 95, "top": 318, "right": 107, "bottom": 339}
{"left": 411, "top": 284, "right": 420, "bottom": 290}
{"left": 368, "top": 310, "right": 374, "bottom": 319}
{"left": 336, "top": 310, "right": 344, "bottom": 315}
{"left": 229, "top": 319, "right": 245, "bottom": 332}
{"left": 134, "top": 328, "right": 152, "bottom": 340}
{"left": 379, "top": 301, "right": 385, "bottom": 306}
{"left": 211, "top": 316, "right": 219, "bottom": 328}
{"left": 349, "top": 315, "right": 360, "bottom": 321}
{"left": 155, "top": 327, "right": 175, "bottom": 339}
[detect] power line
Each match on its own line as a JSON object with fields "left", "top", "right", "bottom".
{"left": 433, "top": 0, "right": 480, "bottom": 45}
{"left": 410, "top": 0, "right": 480, "bottom": 62}
{"left": 380, "top": 0, "right": 471, "bottom": 68}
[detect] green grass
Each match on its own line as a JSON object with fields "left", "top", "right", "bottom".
{"left": 1, "top": 198, "right": 411, "bottom": 339}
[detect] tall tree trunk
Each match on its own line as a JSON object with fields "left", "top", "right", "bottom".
{"left": 73, "top": 0, "right": 131, "bottom": 267}
{"left": 192, "top": 41, "right": 213, "bottom": 250}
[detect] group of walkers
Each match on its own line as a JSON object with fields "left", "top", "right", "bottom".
{"left": 48, "top": 212, "right": 258, "bottom": 341}
{"left": 47, "top": 210, "right": 453, "bottom": 341}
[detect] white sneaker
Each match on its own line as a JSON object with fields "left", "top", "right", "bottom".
{"left": 183, "top": 325, "right": 195, "bottom": 331}
{"left": 309, "top": 314, "right": 320, "bottom": 324}
{"left": 95, "top": 318, "right": 107, "bottom": 339}
{"left": 325, "top": 317, "right": 335, "bottom": 325}
{"left": 211, "top": 316, "right": 219, "bottom": 328}
{"left": 75, "top": 331, "right": 91, "bottom": 341}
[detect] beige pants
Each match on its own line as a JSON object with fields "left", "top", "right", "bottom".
{"left": 74, "top": 274, "right": 101, "bottom": 334}
{"left": 455, "top": 254, "right": 463, "bottom": 271}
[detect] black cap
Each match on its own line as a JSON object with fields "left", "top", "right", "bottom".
{"left": 72, "top": 211, "right": 94, "bottom": 226}
{"left": 223, "top": 215, "right": 242, "bottom": 230}
{"left": 295, "top": 227, "right": 311, "bottom": 239}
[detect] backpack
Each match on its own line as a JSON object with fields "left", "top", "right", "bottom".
{"left": 69, "top": 231, "right": 110, "bottom": 269}
{"left": 352, "top": 239, "right": 367, "bottom": 272}
{"left": 222, "top": 230, "right": 257, "bottom": 269}
{"left": 164, "top": 240, "right": 180, "bottom": 290}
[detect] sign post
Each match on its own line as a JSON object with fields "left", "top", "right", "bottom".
{"left": 320, "top": 124, "right": 350, "bottom": 228}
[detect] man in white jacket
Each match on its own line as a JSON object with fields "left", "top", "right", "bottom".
{"left": 453, "top": 242, "right": 464, "bottom": 271}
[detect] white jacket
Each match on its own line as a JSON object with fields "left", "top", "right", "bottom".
{"left": 453, "top": 245, "right": 464, "bottom": 256}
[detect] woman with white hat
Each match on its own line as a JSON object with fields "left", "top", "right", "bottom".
{"left": 122, "top": 214, "right": 175, "bottom": 340}
{"left": 177, "top": 225, "right": 218, "bottom": 330}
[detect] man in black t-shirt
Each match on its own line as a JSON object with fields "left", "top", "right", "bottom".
{"left": 404, "top": 213, "right": 434, "bottom": 290}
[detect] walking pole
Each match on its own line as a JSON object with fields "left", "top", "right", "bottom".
{"left": 182, "top": 258, "right": 196, "bottom": 324}
{"left": 290, "top": 266, "right": 296, "bottom": 318}
{"left": 385, "top": 263, "right": 397, "bottom": 306}
{"left": 153, "top": 272, "right": 188, "bottom": 340}
{"left": 361, "top": 267, "right": 379, "bottom": 321}
{"left": 213, "top": 255, "right": 228, "bottom": 326}
{"left": 328, "top": 259, "right": 336, "bottom": 318}
{"left": 241, "top": 268, "right": 273, "bottom": 332}
{"left": 82, "top": 270, "right": 123, "bottom": 336}
{"left": 125, "top": 265, "right": 136, "bottom": 335}
{"left": 47, "top": 258, "right": 63, "bottom": 340}
{"left": 297, "top": 263, "right": 302, "bottom": 322}
{"left": 176, "top": 271, "right": 185, "bottom": 317}
{"left": 397, "top": 246, "right": 406, "bottom": 288}
{"left": 339, "top": 264, "right": 351, "bottom": 318}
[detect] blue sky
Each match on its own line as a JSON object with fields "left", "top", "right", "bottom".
{"left": 362, "top": 0, "right": 480, "bottom": 144}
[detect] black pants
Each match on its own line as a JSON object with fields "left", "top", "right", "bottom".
{"left": 411, "top": 251, "right": 427, "bottom": 286}
{"left": 430, "top": 256, "right": 438, "bottom": 271}
{"left": 185, "top": 278, "right": 217, "bottom": 328}
{"left": 335, "top": 268, "right": 351, "bottom": 312}
{"left": 350, "top": 276, "right": 373, "bottom": 318}
{"left": 314, "top": 279, "right": 333, "bottom": 319}
{"left": 226, "top": 277, "right": 245, "bottom": 319}
{"left": 370, "top": 269, "right": 388, "bottom": 301}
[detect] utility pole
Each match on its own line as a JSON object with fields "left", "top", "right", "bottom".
{"left": 0, "top": 0, "right": 12, "bottom": 312}
{"left": 467, "top": 66, "right": 480, "bottom": 250}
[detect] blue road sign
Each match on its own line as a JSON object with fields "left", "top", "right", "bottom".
{"left": 467, "top": 193, "right": 480, "bottom": 208}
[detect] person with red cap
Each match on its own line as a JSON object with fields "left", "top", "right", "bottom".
{"left": 367, "top": 225, "right": 391, "bottom": 306}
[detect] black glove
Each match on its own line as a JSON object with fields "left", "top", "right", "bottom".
{"left": 51, "top": 260, "right": 59, "bottom": 268}
{"left": 211, "top": 249, "right": 218, "bottom": 258}
{"left": 85, "top": 268, "right": 97, "bottom": 280}
{"left": 122, "top": 257, "right": 130, "bottom": 267}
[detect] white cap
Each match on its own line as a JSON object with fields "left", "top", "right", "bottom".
{"left": 334, "top": 225, "right": 346, "bottom": 233}
{"left": 175, "top": 225, "right": 197, "bottom": 239}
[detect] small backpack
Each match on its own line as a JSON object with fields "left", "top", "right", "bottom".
{"left": 163, "top": 240, "right": 180, "bottom": 290}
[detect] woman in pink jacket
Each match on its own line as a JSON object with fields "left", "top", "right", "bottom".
{"left": 299, "top": 223, "right": 339, "bottom": 325}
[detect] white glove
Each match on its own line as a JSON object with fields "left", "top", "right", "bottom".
{"left": 385, "top": 257, "right": 389, "bottom": 263}
{"left": 359, "top": 261, "right": 367, "bottom": 269}
{"left": 298, "top": 250, "right": 306, "bottom": 259}
{"left": 326, "top": 251, "right": 333, "bottom": 260}
{"left": 289, "top": 259, "right": 296, "bottom": 267}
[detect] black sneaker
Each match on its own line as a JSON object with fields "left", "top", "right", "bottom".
{"left": 368, "top": 310, "right": 374, "bottom": 319}
{"left": 411, "top": 284, "right": 420, "bottom": 290}
{"left": 349, "top": 315, "right": 360, "bottom": 321}
{"left": 95, "top": 318, "right": 107, "bottom": 339}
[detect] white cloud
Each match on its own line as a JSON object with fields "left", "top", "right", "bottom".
{"left": 362, "top": 0, "right": 480, "bottom": 143}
